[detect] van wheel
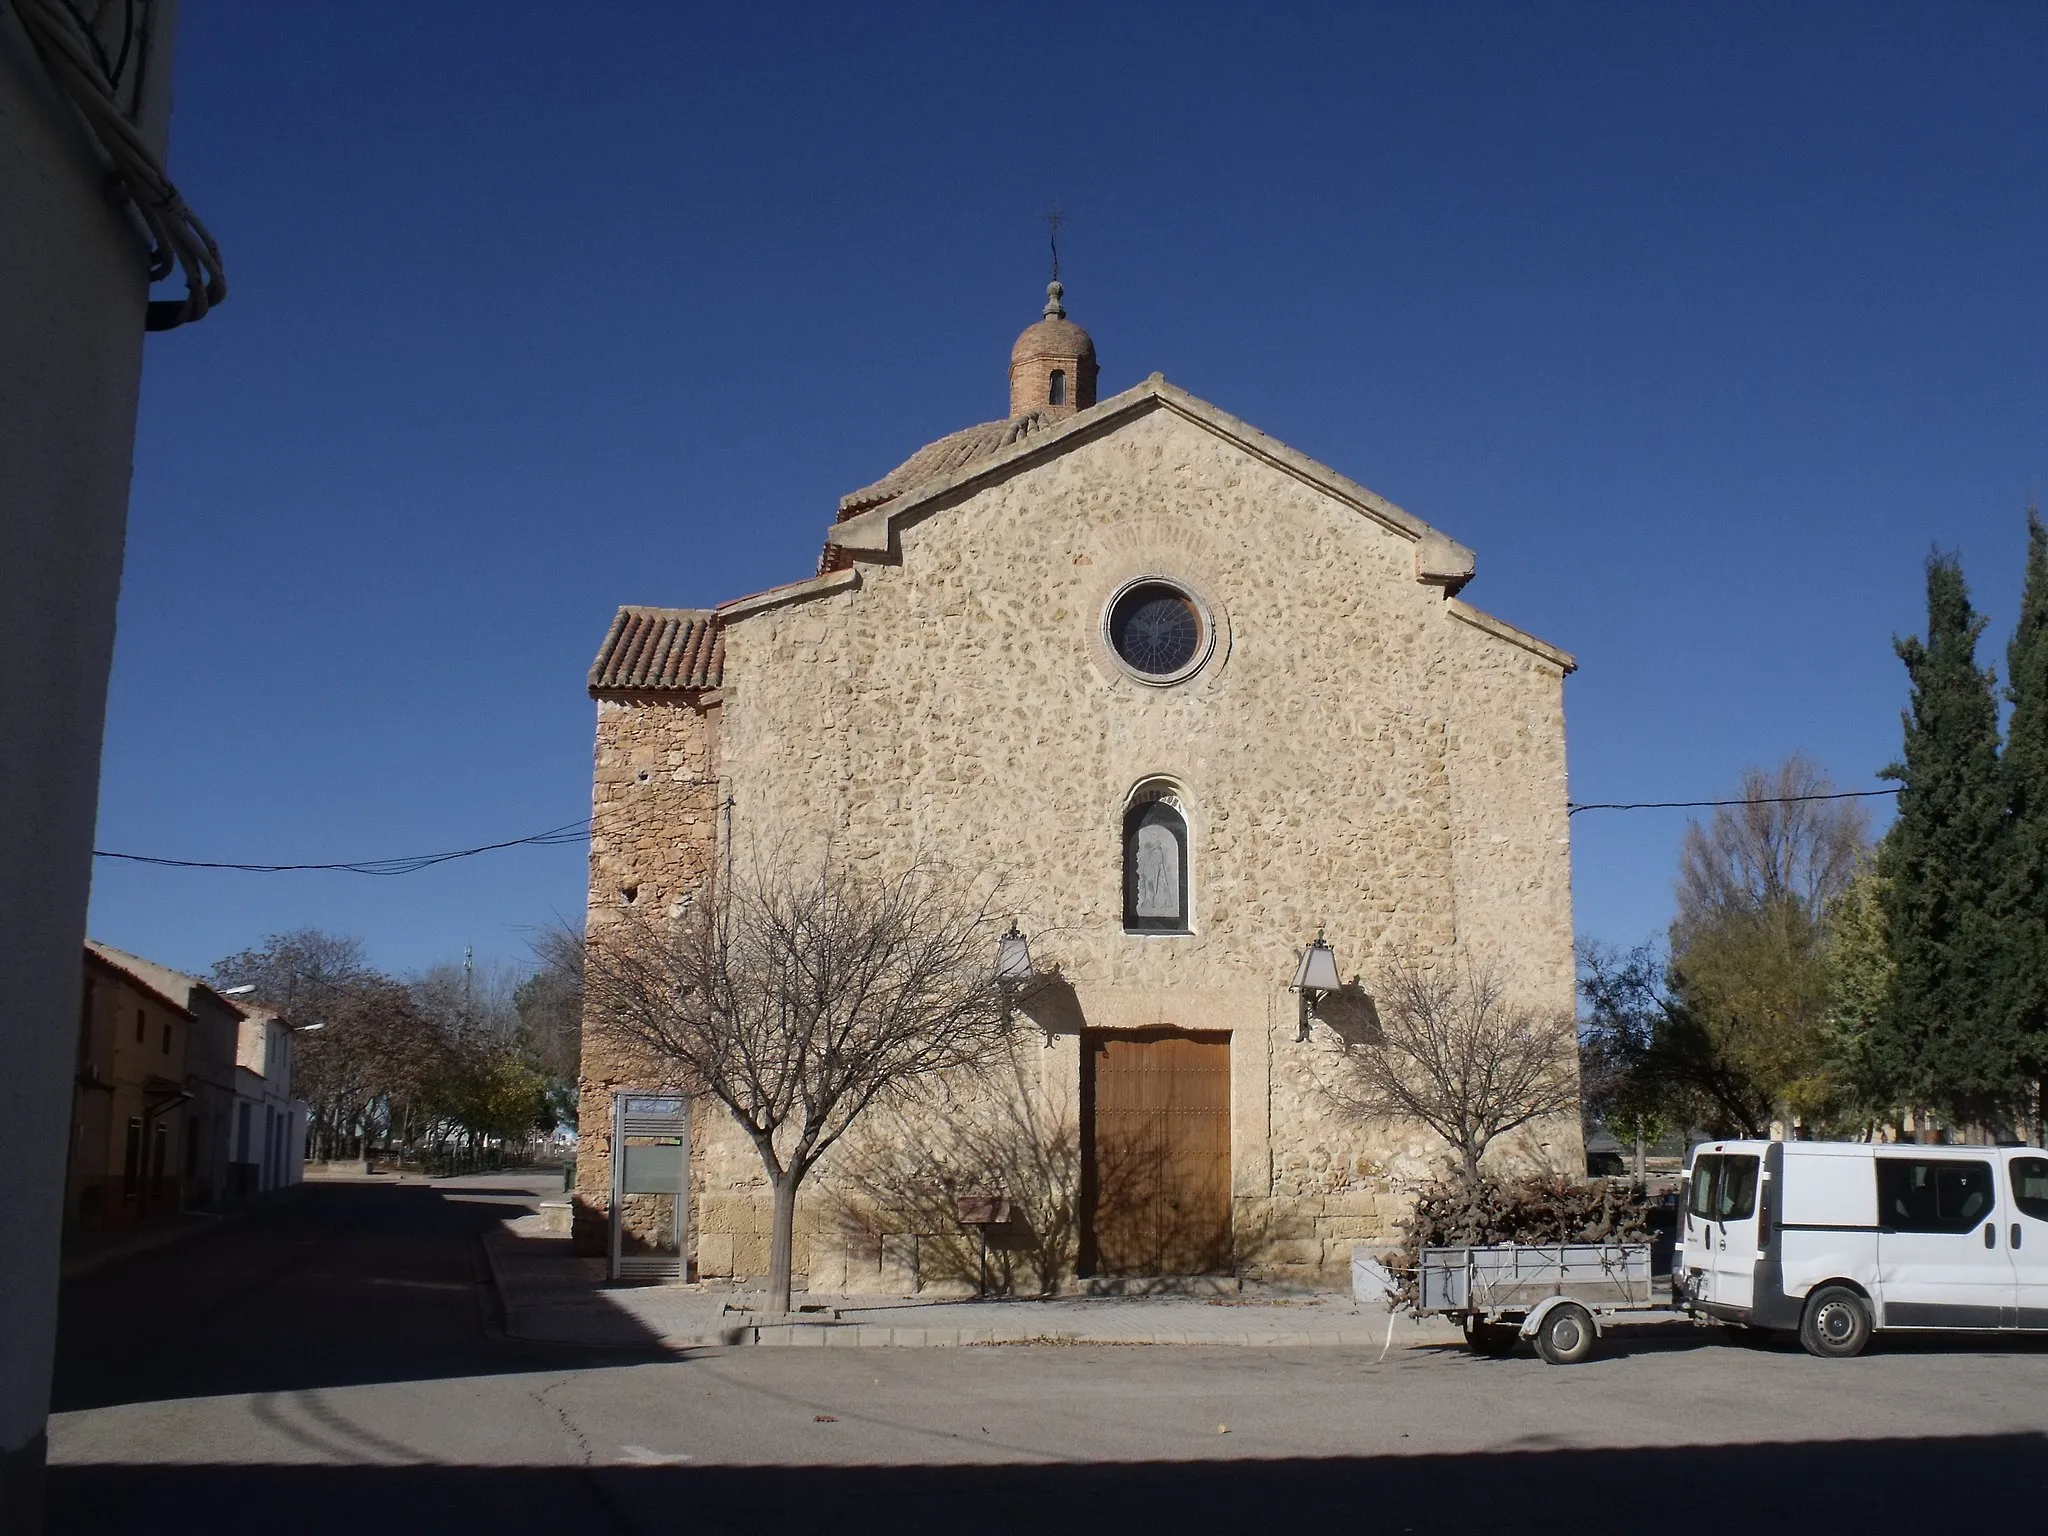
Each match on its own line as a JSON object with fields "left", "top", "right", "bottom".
{"left": 1799, "top": 1287, "right": 1871, "bottom": 1360}
{"left": 1534, "top": 1303, "right": 1596, "bottom": 1365}
{"left": 1464, "top": 1318, "right": 1518, "bottom": 1357}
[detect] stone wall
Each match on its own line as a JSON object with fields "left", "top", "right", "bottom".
{"left": 573, "top": 691, "right": 721, "bottom": 1254}
{"left": 580, "top": 396, "right": 1578, "bottom": 1286}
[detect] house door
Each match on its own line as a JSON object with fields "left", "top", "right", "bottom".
{"left": 1085, "top": 1030, "right": 1232, "bottom": 1275}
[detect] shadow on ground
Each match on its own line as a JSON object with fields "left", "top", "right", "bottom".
{"left": 52, "top": 1180, "right": 668, "bottom": 1412}
{"left": 1413, "top": 1317, "right": 2048, "bottom": 1364}
{"left": 48, "top": 1433, "right": 2047, "bottom": 1534}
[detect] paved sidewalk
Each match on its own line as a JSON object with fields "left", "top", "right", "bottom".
{"left": 483, "top": 1212, "right": 1463, "bottom": 1350}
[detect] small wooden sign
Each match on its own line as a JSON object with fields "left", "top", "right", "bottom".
{"left": 955, "top": 1194, "right": 1012, "bottom": 1225}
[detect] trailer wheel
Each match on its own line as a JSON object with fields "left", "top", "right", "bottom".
{"left": 1534, "top": 1303, "right": 1596, "bottom": 1365}
{"left": 1798, "top": 1287, "right": 1871, "bottom": 1360}
{"left": 1463, "top": 1318, "right": 1519, "bottom": 1357}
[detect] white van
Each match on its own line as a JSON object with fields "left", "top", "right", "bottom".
{"left": 1679, "top": 1139, "right": 2048, "bottom": 1357}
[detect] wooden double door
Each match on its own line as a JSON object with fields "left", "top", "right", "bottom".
{"left": 1084, "top": 1030, "right": 1232, "bottom": 1275}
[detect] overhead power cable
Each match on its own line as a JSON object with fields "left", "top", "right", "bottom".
{"left": 1567, "top": 788, "right": 1901, "bottom": 817}
{"left": 93, "top": 787, "right": 1905, "bottom": 871}
{"left": 94, "top": 819, "right": 592, "bottom": 875}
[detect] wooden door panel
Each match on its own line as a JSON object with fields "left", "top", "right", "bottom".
{"left": 1088, "top": 1032, "right": 1231, "bottom": 1275}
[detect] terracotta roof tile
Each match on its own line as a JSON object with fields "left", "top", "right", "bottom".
{"left": 836, "top": 410, "right": 1056, "bottom": 519}
{"left": 588, "top": 607, "right": 723, "bottom": 694}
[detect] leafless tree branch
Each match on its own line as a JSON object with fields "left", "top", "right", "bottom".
{"left": 1329, "top": 957, "right": 1580, "bottom": 1187}
{"left": 580, "top": 851, "right": 1020, "bottom": 1311}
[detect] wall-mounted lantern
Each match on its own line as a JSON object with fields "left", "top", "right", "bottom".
{"left": 1289, "top": 925, "right": 1343, "bottom": 1041}
{"left": 995, "top": 921, "right": 1058, "bottom": 1045}
{"left": 995, "top": 921, "right": 1035, "bottom": 987}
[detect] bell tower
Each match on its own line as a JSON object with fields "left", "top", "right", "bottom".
{"left": 1008, "top": 281, "right": 1098, "bottom": 421}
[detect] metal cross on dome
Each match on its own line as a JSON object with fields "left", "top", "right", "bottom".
{"left": 1042, "top": 207, "right": 1066, "bottom": 283}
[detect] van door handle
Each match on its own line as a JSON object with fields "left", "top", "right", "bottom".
{"left": 1985, "top": 1223, "right": 1997, "bottom": 1249}
{"left": 2014, "top": 1224, "right": 2023, "bottom": 1250}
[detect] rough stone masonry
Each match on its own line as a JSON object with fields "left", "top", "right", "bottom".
{"left": 576, "top": 289, "right": 1579, "bottom": 1292}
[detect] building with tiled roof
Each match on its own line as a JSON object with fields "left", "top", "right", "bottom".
{"left": 577, "top": 281, "right": 1578, "bottom": 1291}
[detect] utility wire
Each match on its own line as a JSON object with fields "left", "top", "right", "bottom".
{"left": 1568, "top": 787, "right": 1901, "bottom": 817}
{"left": 94, "top": 819, "right": 592, "bottom": 875}
{"left": 93, "top": 788, "right": 1906, "bottom": 871}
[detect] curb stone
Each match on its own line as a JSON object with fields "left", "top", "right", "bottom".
{"left": 481, "top": 1217, "right": 1453, "bottom": 1352}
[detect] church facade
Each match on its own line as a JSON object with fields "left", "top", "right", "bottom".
{"left": 574, "top": 286, "right": 1579, "bottom": 1290}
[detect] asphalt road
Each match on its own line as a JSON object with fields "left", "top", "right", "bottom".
{"left": 47, "top": 1174, "right": 2048, "bottom": 1535}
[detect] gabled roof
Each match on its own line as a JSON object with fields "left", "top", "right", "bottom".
{"left": 589, "top": 607, "right": 724, "bottom": 695}
{"left": 84, "top": 941, "right": 200, "bottom": 1019}
{"left": 816, "top": 373, "right": 1571, "bottom": 672}
{"left": 591, "top": 374, "right": 1572, "bottom": 685}
{"left": 827, "top": 374, "right": 1478, "bottom": 588}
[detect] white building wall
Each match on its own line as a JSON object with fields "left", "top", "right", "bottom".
{"left": 0, "top": 6, "right": 181, "bottom": 1522}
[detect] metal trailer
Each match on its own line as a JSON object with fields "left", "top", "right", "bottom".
{"left": 1418, "top": 1242, "right": 1664, "bottom": 1364}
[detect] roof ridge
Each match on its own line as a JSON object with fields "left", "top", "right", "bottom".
{"left": 84, "top": 940, "right": 200, "bottom": 1018}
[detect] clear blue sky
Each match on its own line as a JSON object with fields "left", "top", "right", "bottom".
{"left": 88, "top": 2, "right": 2048, "bottom": 982}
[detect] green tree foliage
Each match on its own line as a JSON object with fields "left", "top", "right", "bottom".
{"left": 1580, "top": 941, "right": 1774, "bottom": 1140}
{"left": 1668, "top": 757, "right": 1869, "bottom": 1126}
{"left": 2000, "top": 509, "right": 2048, "bottom": 1133}
{"left": 214, "top": 929, "right": 562, "bottom": 1159}
{"left": 1818, "top": 861, "right": 1897, "bottom": 1126}
{"left": 1878, "top": 552, "right": 2019, "bottom": 1126}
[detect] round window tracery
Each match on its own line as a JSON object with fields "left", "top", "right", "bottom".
{"left": 1103, "top": 578, "right": 1213, "bottom": 684}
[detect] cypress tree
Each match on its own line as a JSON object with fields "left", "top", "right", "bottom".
{"left": 2001, "top": 509, "right": 2048, "bottom": 1137}
{"left": 1878, "top": 552, "right": 2014, "bottom": 1129}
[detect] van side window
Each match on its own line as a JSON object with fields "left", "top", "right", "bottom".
{"left": 1878, "top": 1159, "right": 1995, "bottom": 1232}
{"left": 2011, "top": 1156, "right": 2048, "bottom": 1222}
{"left": 1714, "top": 1155, "right": 1759, "bottom": 1221}
{"left": 1688, "top": 1156, "right": 1720, "bottom": 1219}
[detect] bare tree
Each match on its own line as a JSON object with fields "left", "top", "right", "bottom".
{"left": 517, "top": 925, "right": 586, "bottom": 1085}
{"left": 581, "top": 855, "right": 1019, "bottom": 1314}
{"left": 823, "top": 1042, "right": 1080, "bottom": 1297}
{"left": 1674, "top": 754, "right": 1869, "bottom": 935}
{"left": 1334, "top": 958, "right": 1581, "bottom": 1188}
{"left": 212, "top": 928, "right": 370, "bottom": 1017}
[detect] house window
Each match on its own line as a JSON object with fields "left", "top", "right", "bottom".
{"left": 122, "top": 1118, "right": 143, "bottom": 1198}
{"left": 1123, "top": 796, "right": 1190, "bottom": 933}
{"left": 135, "top": 1007, "right": 146, "bottom": 1043}
{"left": 162, "top": 1021, "right": 172, "bottom": 1055}
{"left": 1049, "top": 368, "right": 1067, "bottom": 406}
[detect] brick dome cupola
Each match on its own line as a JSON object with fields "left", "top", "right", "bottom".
{"left": 1008, "top": 281, "right": 1097, "bottom": 420}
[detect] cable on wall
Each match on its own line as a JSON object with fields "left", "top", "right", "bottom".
{"left": 14, "top": 0, "right": 226, "bottom": 329}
